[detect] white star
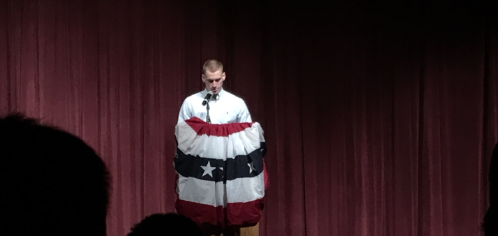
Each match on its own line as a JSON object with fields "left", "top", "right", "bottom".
{"left": 201, "top": 161, "right": 216, "bottom": 177}
{"left": 247, "top": 162, "right": 257, "bottom": 174}
{"left": 218, "top": 167, "right": 223, "bottom": 171}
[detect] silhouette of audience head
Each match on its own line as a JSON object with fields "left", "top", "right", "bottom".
{"left": 484, "top": 141, "right": 498, "bottom": 235}
{"left": 0, "top": 113, "right": 110, "bottom": 236}
{"left": 127, "top": 213, "right": 203, "bottom": 236}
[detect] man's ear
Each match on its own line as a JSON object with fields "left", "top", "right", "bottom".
{"left": 222, "top": 72, "right": 226, "bottom": 81}
{"left": 201, "top": 74, "right": 206, "bottom": 82}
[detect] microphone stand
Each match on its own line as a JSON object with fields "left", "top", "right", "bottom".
{"left": 202, "top": 94, "right": 212, "bottom": 123}
{"left": 206, "top": 101, "right": 211, "bottom": 123}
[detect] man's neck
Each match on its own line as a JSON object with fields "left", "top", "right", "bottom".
{"left": 210, "top": 88, "right": 223, "bottom": 100}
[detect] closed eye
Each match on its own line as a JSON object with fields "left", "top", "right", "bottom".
{"left": 207, "top": 78, "right": 222, "bottom": 83}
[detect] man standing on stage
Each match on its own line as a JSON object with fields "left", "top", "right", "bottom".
{"left": 177, "top": 59, "right": 252, "bottom": 124}
{"left": 175, "top": 59, "right": 263, "bottom": 236}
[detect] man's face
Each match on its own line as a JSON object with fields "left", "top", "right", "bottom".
{"left": 202, "top": 69, "right": 226, "bottom": 94}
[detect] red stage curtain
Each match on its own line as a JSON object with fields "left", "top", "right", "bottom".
{"left": 1, "top": 1, "right": 497, "bottom": 236}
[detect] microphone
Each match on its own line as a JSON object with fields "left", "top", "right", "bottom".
{"left": 202, "top": 91, "right": 213, "bottom": 106}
